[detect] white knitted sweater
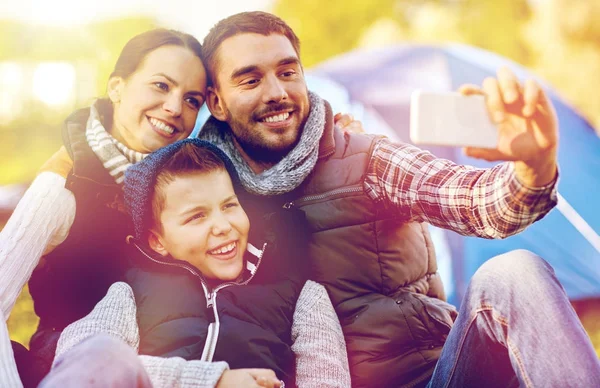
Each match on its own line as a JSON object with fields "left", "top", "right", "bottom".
{"left": 1, "top": 172, "right": 76, "bottom": 388}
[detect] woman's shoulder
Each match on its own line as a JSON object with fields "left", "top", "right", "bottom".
{"left": 38, "top": 146, "right": 73, "bottom": 179}
{"left": 38, "top": 103, "right": 97, "bottom": 179}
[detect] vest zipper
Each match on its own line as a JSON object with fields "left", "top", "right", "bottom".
{"left": 282, "top": 184, "right": 363, "bottom": 209}
{"left": 131, "top": 241, "right": 267, "bottom": 362}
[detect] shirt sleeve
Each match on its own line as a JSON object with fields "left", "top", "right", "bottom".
{"left": 364, "top": 138, "right": 558, "bottom": 239}
{"left": 55, "top": 282, "right": 229, "bottom": 388}
{"left": 0, "top": 172, "right": 76, "bottom": 318}
{"left": 291, "top": 280, "right": 351, "bottom": 388}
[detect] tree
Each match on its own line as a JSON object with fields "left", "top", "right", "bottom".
{"left": 273, "top": 0, "right": 397, "bottom": 67}
{"left": 525, "top": 0, "right": 600, "bottom": 131}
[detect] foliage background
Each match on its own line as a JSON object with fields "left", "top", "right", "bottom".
{"left": 2, "top": 0, "right": 599, "bottom": 357}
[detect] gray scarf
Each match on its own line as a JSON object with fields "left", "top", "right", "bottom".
{"left": 86, "top": 100, "right": 148, "bottom": 184}
{"left": 200, "top": 91, "right": 326, "bottom": 196}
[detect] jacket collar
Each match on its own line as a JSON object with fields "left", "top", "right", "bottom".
{"left": 127, "top": 236, "right": 266, "bottom": 285}
{"left": 63, "top": 99, "right": 118, "bottom": 187}
{"left": 316, "top": 99, "right": 336, "bottom": 160}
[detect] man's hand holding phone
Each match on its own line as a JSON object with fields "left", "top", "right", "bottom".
{"left": 459, "top": 66, "right": 558, "bottom": 188}
{"left": 411, "top": 66, "right": 558, "bottom": 188}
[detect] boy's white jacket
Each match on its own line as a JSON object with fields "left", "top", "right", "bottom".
{"left": 54, "top": 280, "right": 351, "bottom": 388}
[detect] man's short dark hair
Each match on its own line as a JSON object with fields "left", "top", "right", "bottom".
{"left": 202, "top": 11, "right": 301, "bottom": 87}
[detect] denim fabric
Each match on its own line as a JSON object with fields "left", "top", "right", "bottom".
{"left": 428, "top": 249, "right": 600, "bottom": 387}
{"left": 39, "top": 334, "right": 151, "bottom": 388}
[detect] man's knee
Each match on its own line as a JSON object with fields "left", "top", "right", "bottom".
{"left": 469, "top": 249, "right": 556, "bottom": 293}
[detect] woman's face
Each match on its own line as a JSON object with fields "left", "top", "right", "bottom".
{"left": 109, "top": 45, "right": 207, "bottom": 153}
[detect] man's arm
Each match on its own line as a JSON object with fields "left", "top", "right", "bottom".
{"left": 364, "top": 141, "right": 557, "bottom": 239}
{"left": 364, "top": 67, "right": 559, "bottom": 239}
{"left": 291, "top": 280, "right": 351, "bottom": 388}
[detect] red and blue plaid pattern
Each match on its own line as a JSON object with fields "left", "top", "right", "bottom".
{"left": 364, "top": 139, "right": 558, "bottom": 239}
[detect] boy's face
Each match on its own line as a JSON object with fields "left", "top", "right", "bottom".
{"left": 149, "top": 169, "right": 250, "bottom": 282}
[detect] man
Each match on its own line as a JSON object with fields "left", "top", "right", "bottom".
{"left": 196, "top": 11, "right": 600, "bottom": 387}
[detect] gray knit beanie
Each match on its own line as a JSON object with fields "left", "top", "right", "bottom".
{"left": 123, "top": 138, "right": 242, "bottom": 240}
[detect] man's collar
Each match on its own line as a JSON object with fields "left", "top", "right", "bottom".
{"left": 317, "top": 99, "right": 336, "bottom": 159}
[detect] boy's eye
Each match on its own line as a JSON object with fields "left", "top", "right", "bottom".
{"left": 154, "top": 82, "right": 169, "bottom": 91}
{"left": 186, "top": 212, "right": 206, "bottom": 223}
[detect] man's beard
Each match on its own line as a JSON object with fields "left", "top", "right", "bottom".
{"left": 224, "top": 104, "right": 302, "bottom": 164}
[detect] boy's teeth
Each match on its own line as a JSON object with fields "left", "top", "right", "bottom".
{"left": 150, "top": 117, "right": 175, "bottom": 134}
{"left": 210, "top": 242, "right": 236, "bottom": 255}
{"left": 262, "top": 112, "right": 290, "bottom": 123}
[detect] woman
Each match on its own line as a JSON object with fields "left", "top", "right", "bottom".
{"left": 0, "top": 28, "right": 207, "bottom": 386}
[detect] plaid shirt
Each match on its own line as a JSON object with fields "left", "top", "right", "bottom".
{"left": 364, "top": 139, "right": 558, "bottom": 239}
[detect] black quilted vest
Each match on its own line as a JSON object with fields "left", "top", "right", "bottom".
{"left": 283, "top": 108, "right": 457, "bottom": 388}
{"left": 126, "top": 236, "right": 306, "bottom": 388}
{"left": 29, "top": 105, "right": 132, "bottom": 340}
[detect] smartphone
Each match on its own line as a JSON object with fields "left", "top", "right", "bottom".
{"left": 409, "top": 90, "right": 499, "bottom": 148}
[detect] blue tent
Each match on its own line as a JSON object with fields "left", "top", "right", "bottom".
{"left": 192, "top": 44, "right": 600, "bottom": 305}
{"left": 309, "top": 44, "right": 600, "bottom": 305}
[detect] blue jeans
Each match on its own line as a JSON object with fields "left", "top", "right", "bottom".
{"left": 428, "top": 249, "right": 600, "bottom": 387}
{"left": 38, "top": 335, "right": 151, "bottom": 388}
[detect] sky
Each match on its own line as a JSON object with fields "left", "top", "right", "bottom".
{"left": 0, "top": 0, "right": 274, "bottom": 40}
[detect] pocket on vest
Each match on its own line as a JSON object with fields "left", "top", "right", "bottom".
{"left": 413, "top": 292, "right": 458, "bottom": 341}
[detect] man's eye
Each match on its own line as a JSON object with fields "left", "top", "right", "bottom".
{"left": 281, "top": 71, "right": 296, "bottom": 77}
{"left": 154, "top": 82, "right": 169, "bottom": 91}
{"left": 185, "top": 97, "right": 201, "bottom": 109}
{"left": 244, "top": 79, "right": 259, "bottom": 86}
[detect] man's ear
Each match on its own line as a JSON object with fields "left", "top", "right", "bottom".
{"left": 107, "top": 76, "right": 124, "bottom": 104}
{"left": 148, "top": 230, "right": 169, "bottom": 257}
{"left": 206, "top": 86, "right": 228, "bottom": 122}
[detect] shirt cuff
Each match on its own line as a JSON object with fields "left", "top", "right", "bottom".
{"left": 507, "top": 162, "right": 559, "bottom": 212}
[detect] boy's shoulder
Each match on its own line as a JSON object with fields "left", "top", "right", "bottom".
{"left": 124, "top": 243, "right": 205, "bottom": 306}
{"left": 125, "top": 262, "right": 207, "bottom": 329}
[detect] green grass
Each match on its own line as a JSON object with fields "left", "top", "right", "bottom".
{"left": 6, "top": 286, "right": 38, "bottom": 347}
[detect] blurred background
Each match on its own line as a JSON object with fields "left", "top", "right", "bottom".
{"left": 1, "top": 0, "right": 599, "bottom": 356}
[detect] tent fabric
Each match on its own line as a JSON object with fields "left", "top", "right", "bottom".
{"left": 310, "top": 44, "right": 600, "bottom": 304}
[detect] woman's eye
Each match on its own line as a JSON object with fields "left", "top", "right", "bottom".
{"left": 224, "top": 202, "right": 239, "bottom": 210}
{"left": 185, "top": 97, "right": 201, "bottom": 109}
{"left": 154, "top": 82, "right": 169, "bottom": 91}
